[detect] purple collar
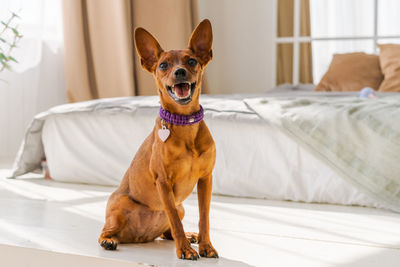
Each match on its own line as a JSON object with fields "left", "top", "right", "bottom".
{"left": 159, "top": 105, "right": 204, "bottom": 125}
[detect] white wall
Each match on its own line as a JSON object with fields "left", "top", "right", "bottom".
{"left": 197, "top": 0, "right": 276, "bottom": 94}
{"left": 0, "top": 43, "right": 66, "bottom": 161}
{"left": 0, "top": 0, "right": 65, "bottom": 161}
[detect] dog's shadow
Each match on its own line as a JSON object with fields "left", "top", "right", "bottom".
{"left": 111, "top": 239, "right": 253, "bottom": 267}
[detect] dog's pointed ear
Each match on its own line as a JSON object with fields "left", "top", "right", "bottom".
{"left": 135, "top": 27, "right": 163, "bottom": 73}
{"left": 188, "top": 19, "right": 213, "bottom": 66}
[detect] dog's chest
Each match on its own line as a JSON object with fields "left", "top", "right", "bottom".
{"left": 166, "top": 142, "right": 212, "bottom": 179}
{"left": 165, "top": 140, "right": 214, "bottom": 202}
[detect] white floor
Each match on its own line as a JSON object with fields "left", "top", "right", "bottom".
{"left": 1, "top": 162, "right": 400, "bottom": 267}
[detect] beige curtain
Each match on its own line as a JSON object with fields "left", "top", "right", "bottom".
{"left": 277, "top": 0, "right": 313, "bottom": 85}
{"left": 62, "top": 0, "right": 201, "bottom": 102}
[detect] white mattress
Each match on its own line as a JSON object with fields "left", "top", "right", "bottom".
{"left": 39, "top": 94, "right": 382, "bottom": 209}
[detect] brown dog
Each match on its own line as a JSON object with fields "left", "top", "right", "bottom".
{"left": 98, "top": 19, "right": 218, "bottom": 260}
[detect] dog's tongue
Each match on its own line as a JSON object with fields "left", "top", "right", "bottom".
{"left": 175, "top": 83, "right": 190, "bottom": 97}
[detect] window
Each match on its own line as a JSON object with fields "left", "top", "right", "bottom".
{"left": 274, "top": 0, "right": 400, "bottom": 85}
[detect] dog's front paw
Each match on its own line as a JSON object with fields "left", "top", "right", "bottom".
{"left": 99, "top": 237, "right": 118, "bottom": 250}
{"left": 199, "top": 242, "right": 218, "bottom": 258}
{"left": 177, "top": 241, "right": 199, "bottom": 260}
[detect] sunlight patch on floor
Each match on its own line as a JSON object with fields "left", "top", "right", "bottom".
{"left": 2, "top": 172, "right": 400, "bottom": 266}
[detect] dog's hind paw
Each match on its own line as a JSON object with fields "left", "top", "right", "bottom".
{"left": 185, "top": 232, "right": 199, "bottom": 244}
{"left": 99, "top": 238, "right": 118, "bottom": 250}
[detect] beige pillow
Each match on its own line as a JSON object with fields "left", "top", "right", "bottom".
{"left": 315, "top": 52, "right": 383, "bottom": 92}
{"left": 378, "top": 44, "right": 400, "bottom": 92}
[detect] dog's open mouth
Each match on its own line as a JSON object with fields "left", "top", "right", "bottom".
{"left": 166, "top": 82, "right": 196, "bottom": 105}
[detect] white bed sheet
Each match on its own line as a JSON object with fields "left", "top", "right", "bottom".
{"left": 41, "top": 94, "right": 382, "bottom": 209}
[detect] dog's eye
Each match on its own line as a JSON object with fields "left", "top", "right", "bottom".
{"left": 159, "top": 62, "right": 169, "bottom": 70}
{"left": 188, "top": 58, "right": 197, "bottom": 67}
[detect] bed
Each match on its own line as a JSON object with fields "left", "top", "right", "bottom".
{"left": 10, "top": 88, "right": 400, "bottom": 212}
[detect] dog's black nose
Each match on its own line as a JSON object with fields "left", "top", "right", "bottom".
{"left": 174, "top": 68, "right": 187, "bottom": 79}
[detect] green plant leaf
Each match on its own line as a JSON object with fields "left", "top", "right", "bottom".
{"left": 1, "top": 60, "right": 11, "bottom": 69}
{"left": 11, "top": 12, "right": 20, "bottom": 19}
{"left": 0, "top": 37, "right": 6, "bottom": 43}
{"left": 11, "top": 28, "right": 19, "bottom": 35}
{"left": 0, "top": 53, "right": 6, "bottom": 60}
{"left": 8, "top": 56, "right": 17, "bottom": 63}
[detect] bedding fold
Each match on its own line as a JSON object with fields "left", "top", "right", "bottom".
{"left": 245, "top": 96, "right": 400, "bottom": 212}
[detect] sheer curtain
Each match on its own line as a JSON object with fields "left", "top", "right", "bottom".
{"left": 0, "top": 0, "right": 66, "bottom": 160}
{"left": 310, "top": 0, "right": 374, "bottom": 83}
